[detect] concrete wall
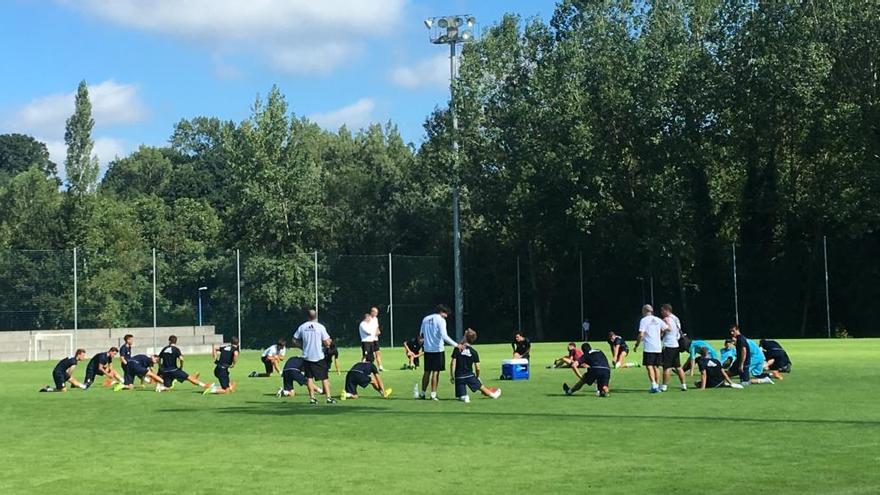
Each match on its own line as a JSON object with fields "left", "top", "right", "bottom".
{"left": 0, "top": 326, "right": 223, "bottom": 362}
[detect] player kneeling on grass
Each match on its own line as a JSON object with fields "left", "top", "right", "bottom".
{"left": 84, "top": 347, "right": 123, "bottom": 388}
{"left": 549, "top": 342, "right": 584, "bottom": 369}
{"left": 156, "top": 335, "right": 209, "bottom": 392}
{"left": 277, "top": 356, "right": 307, "bottom": 398}
{"left": 450, "top": 329, "right": 501, "bottom": 403}
{"left": 607, "top": 331, "right": 639, "bottom": 369}
{"left": 40, "top": 349, "right": 87, "bottom": 392}
{"left": 760, "top": 339, "right": 792, "bottom": 380}
{"left": 563, "top": 343, "right": 611, "bottom": 397}
{"left": 342, "top": 361, "right": 392, "bottom": 400}
{"left": 205, "top": 337, "right": 240, "bottom": 395}
{"left": 403, "top": 335, "right": 424, "bottom": 370}
{"left": 114, "top": 354, "right": 164, "bottom": 391}
{"left": 249, "top": 339, "right": 286, "bottom": 377}
{"left": 694, "top": 347, "right": 743, "bottom": 390}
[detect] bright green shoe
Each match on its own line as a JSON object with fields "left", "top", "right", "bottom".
{"left": 113, "top": 384, "right": 124, "bottom": 392}
{"left": 384, "top": 388, "right": 393, "bottom": 398}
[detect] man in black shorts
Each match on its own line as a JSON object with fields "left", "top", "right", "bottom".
{"left": 512, "top": 332, "right": 531, "bottom": 360}
{"left": 403, "top": 335, "right": 424, "bottom": 370}
{"left": 563, "top": 343, "right": 611, "bottom": 397}
{"left": 156, "top": 335, "right": 209, "bottom": 392}
{"left": 293, "top": 309, "right": 336, "bottom": 404}
{"left": 450, "top": 329, "right": 500, "bottom": 403}
{"left": 277, "top": 355, "right": 307, "bottom": 398}
{"left": 40, "top": 349, "right": 87, "bottom": 392}
{"left": 342, "top": 361, "right": 392, "bottom": 400}
{"left": 634, "top": 304, "right": 668, "bottom": 393}
{"left": 114, "top": 354, "right": 164, "bottom": 391}
{"left": 695, "top": 347, "right": 742, "bottom": 389}
{"left": 83, "top": 347, "right": 122, "bottom": 388}
{"left": 205, "top": 337, "right": 239, "bottom": 395}
{"left": 760, "top": 339, "right": 792, "bottom": 380}
{"left": 417, "top": 304, "right": 461, "bottom": 400}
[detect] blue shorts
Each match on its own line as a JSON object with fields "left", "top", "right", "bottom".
{"left": 282, "top": 369, "right": 306, "bottom": 392}
{"left": 52, "top": 370, "right": 69, "bottom": 390}
{"left": 213, "top": 366, "right": 231, "bottom": 390}
{"left": 454, "top": 375, "right": 482, "bottom": 397}
{"left": 128, "top": 362, "right": 149, "bottom": 384}
{"left": 159, "top": 369, "right": 189, "bottom": 387}
{"left": 345, "top": 370, "right": 372, "bottom": 395}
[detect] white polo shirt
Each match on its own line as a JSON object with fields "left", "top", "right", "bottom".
{"left": 359, "top": 319, "right": 376, "bottom": 342}
{"left": 261, "top": 344, "right": 286, "bottom": 358}
{"left": 638, "top": 314, "right": 667, "bottom": 353}
{"left": 662, "top": 314, "right": 682, "bottom": 348}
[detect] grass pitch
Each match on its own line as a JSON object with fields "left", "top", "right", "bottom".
{"left": 1, "top": 339, "right": 878, "bottom": 494}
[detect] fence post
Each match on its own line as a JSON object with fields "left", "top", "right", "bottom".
{"left": 388, "top": 253, "right": 394, "bottom": 348}
{"left": 516, "top": 255, "right": 522, "bottom": 331}
{"left": 823, "top": 236, "right": 831, "bottom": 338}
{"left": 152, "top": 248, "right": 157, "bottom": 353}
{"left": 237, "top": 249, "right": 242, "bottom": 346}
{"left": 73, "top": 247, "right": 78, "bottom": 348}
{"left": 732, "top": 243, "right": 740, "bottom": 326}
{"left": 313, "top": 251, "right": 319, "bottom": 316}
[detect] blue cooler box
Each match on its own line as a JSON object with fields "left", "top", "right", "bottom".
{"left": 501, "top": 358, "right": 529, "bottom": 380}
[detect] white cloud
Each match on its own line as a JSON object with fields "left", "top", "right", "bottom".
{"left": 7, "top": 80, "right": 147, "bottom": 139}
{"left": 42, "top": 137, "right": 128, "bottom": 181}
{"left": 390, "top": 54, "right": 450, "bottom": 90}
{"left": 308, "top": 98, "right": 376, "bottom": 131}
{"left": 67, "top": 0, "right": 407, "bottom": 75}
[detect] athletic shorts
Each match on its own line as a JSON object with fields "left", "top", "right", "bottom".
{"left": 213, "top": 365, "right": 231, "bottom": 389}
{"left": 424, "top": 351, "right": 445, "bottom": 372}
{"left": 454, "top": 375, "right": 482, "bottom": 397}
{"left": 768, "top": 356, "right": 791, "bottom": 372}
{"left": 580, "top": 368, "right": 610, "bottom": 389}
{"left": 160, "top": 369, "right": 189, "bottom": 387}
{"left": 345, "top": 370, "right": 372, "bottom": 395}
{"left": 361, "top": 342, "right": 377, "bottom": 363}
{"left": 84, "top": 364, "right": 106, "bottom": 385}
{"left": 642, "top": 352, "right": 662, "bottom": 367}
{"left": 122, "top": 363, "right": 134, "bottom": 385}
{"left": 261, "top": 356, "right": 274, "bottom": 374}
{"left": 128, "top": 362, "right": 148, "bottom": 383}
{"left": 304, "top": 359, "right": 329, "bottom": 381}
{"left": 52, "top": 370, "right": 69, "bottom": 390}
{"left": 282, "top": 368, "right": 306, "bottom": 391}
{"left": 662, "top": 347, "right": 681, "bottom": 368}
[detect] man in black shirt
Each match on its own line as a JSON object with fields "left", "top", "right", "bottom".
{"left": 114, "top": 354, "right": 164, "bottom": 391}
{"left": 729, "top": 325, "right": 751, "bottom": 382}
{"left": 694, "top": 347, "right": 742, "bottom": 389}
{"left": 323, "top": 341, "right": 341, "bottom": 376}
{"left": 277, "top": 356, "right": 307, "bottom": 398}
{"left": 563, "top": 343, "right": 611, "bottom": 397}
{"left": 205, "top": 337, "right": 240, "bottom": 395}
{"left": 451, "top": 329, "right": 501, "bottom": 403}
{"left": 119, "top": 334, "right": 135, "bottom": 386}
{"left": 84, "top": 347, "right": 121, "bottom": 389}
{"left": 512, "top": 332, "right": 531, "bottom": 360}
{"left": 40, "top": 349, "right": 87, "bottom": 392}
{"left": 342, "top": 361, "right": 391, "bottom": 400}
{"left": 760, "top": 339, "right": 792, "bottom": 379}
{"left": 156, "top": 335, "right": 209, "bottom": 392}
{"left": 607, "top": 331, "right": 638, "bottom": 369}
{"left": 403, "top": 335, "right": 424, "bottom": 370}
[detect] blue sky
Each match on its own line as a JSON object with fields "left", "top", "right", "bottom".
{"left": 0, "top": 0, "right": 558, "bottom": 178}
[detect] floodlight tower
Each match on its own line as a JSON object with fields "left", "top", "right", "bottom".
{"left": 424, "top": 14, "right": 476, "bottom": 340}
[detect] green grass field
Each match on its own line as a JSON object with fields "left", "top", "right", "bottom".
{"left": 1, "top": 339, "right": 879, "bottom": 494}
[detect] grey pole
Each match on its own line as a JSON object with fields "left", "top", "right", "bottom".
{"left": 237, "top": 249, "right": 242, "bottom": 346}
{"left": 823, "top": 236, "right": 831, "bottom": 338}
{"left": 314, "top": 251, "right": 319, "bottom": 316}
{"left": 73, "top": 247, "right": 78, "bottom": 348}
{"left": 388, "top": 253, "right": 394, "bottom": 348}
{"left": 579, "top": 250, "right": 584, "bottom": 326}
{"left": 450, "top": 41, "right": 464, "bottom": 340}
{"left": 650, "top": 275, "right": 654, "bottom": 307}
{"left": 516, "top": 255, "right": 522, "bottom": 331}
{"left": 152, "top": 248, "right": 157, "bottom": 353}
{"left": 732, "top": 243, "right": 740, "bottom": 326}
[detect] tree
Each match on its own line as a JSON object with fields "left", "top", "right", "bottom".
{"left": 0, "top": 134, "right": 58, "bottom": 182}
{"left": 64, "top": 80, "right": 99, "bottom": 196}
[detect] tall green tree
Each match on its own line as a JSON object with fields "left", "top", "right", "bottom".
{"left": 64, "top": 80, "right": 99, "bottom": 196}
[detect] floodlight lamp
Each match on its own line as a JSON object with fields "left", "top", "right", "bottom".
{"left": 198, "top": 286, "right": 208, "bottom": 291}
{"left": 461, "top": 30, "right": 472, "bottom": 41}
{"left": 466, "top": 16, "right": 476, "bottom": 27}
{"left": 424, "top": 18, "right": 433, "bottom": 29}
{"left": 438, "top": 17, "right": 448, "bottom": 28}
{"left": 453, "top": 16, "right": 463, "bottom": 27}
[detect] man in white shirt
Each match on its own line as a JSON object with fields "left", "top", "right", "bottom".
{"left": 417, "top": 304, "right": 461, "bottom": 400}
{"left": 369, "top": 306, "right": 385, "bottom": 371}
{"left": 248, "top": 339, "right": 286, "bottom": 377}
{"left": 359, "top": 312, "right": 377, "bottom": 363}
{"left": 293, "top": 309, "right": 336, "bottom": 405}
{"left": 633, "top": 304, "right": 668, "bottom": 393}
{"left": 660, "top": 303, "right": 687, "bottom": 392}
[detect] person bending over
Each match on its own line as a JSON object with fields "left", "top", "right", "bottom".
{"left": 512, "top": 332, "right": 531, "bottom": 360}
{"left": 83, "top": 347, "right": 122, "bottom": 389}
{"left": 760, "top": 339, "right": 792, "bottom": 380}
{"left": 156, "top": 335, "right": 209, "bottom": 392}
{"left": 563, "top": 343, "right": 611, "bottom": 397}
{"left": 342, "top": 361, "right": 392, "bottom": 400}
{"left": 40, "top": 349, "right": 87, "bottom": 392}
{"left": 451, "top": 329, "right": 501, "bottom": 403}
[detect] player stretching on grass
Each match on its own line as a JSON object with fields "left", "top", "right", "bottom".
{"left": 451, "top": 329, "right": 501, "bottom": 403}
{"left": 205, "top": 337, "right": 239, "bottom": 395}
{"left": 760, "top": 339, "right": 792, "bottom": 380}
{"left": 40, "top": 349, "right": 87, "bottom": 392}
{"left": 512, "top": 331, "right": 531, "bottom": 360}
{"left": 729, "top": 326, "right": 773, "bottom": 385}
{"left": 634, "top": 304, "right": 668, "bottom": 393}
{"left": 156, "top": 335, "right": 209, "bottom": 392}
{"left": 403, "top": 335, "right": 424, "bottom": 370}
{"left": 607, "top": 331, "right": 638, "bottom": 368}
{"left": 694, "top": 347, "right": 742, "bottom": 390}
{"left": 417, "top": 304, "right": 461, "bottom": 400}
{"left": 341, "top": 361, "right": 392, "bottom": 400}
{"left": 549, "top": 342, "right": 584, "bottom": 369}
{"left": 277, "top": 355, "right": 307, "bottom": 398}
{"left": 84, "top": 347, "right": 123, "bottom": 389}
{"left": 563, "top": 343, "right": 611, "bottom": 397}
{"left": 249, "top": 339, "right": 286, "bottom": 377}
{"left": 293, "top": 309, "right": 336, "bottom": 404}
{"left": 114, "top": 354, "right": 165, "bottom": 391}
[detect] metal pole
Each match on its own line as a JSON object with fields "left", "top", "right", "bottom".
{"left": 237, "top": 249, "right": 242, "bottom": 346}
{"left": 314, "top": 251, "right": 319, "bottom": 316}
{"left": 650, "top": 275, "right": 654, "bottom": 307}
{"left": 450, "top": 41, "right": 464, "bottom": 341}
{"left": 823, "top": 236, "right": 831, "bottom": 338}
{"left": 732, "top": 243, "right": 740, "bottom": 326}
{"left": 578, "top": 250, "right": 584, "bottom": 326}
{"left": 198, "top": 293, "right": 203, "bottom": 327}
{"left": 73, "top": 247, "right": 78, "bottom": 348}
{"left": 388, "top": 253, "right": 394, "bottom": 349}
{"left": 152, "top": 248, "right": 157, "bottom": 353}
{"left": 516, "top": 255, "right": 522, "bottom": 331}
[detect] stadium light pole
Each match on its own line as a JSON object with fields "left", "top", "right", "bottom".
{"left": 197, "top": 286, "right": 207, "bottom": 327}
{"left": 425, "top": 14, "right": 476, "bottom": 340}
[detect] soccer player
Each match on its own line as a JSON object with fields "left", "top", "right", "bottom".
{"left": 607, "top": 331, "right": 638, "bottom": 368}
{"left": 323, "top": 340, "right": 341, "bottom": 375}
{"left": 450, "top": 329, "right": 500, "bottom": 403}
{"left": 720, "top": 338, "right": 737, "bottom": 369}
{"left": 369, "top": 306, "right": 385, "bottom": 371}
{"left": 249, "top": 339, "right": 286, "bottom": 377}
{"left": 156, "top": 335, "right": 209, "bottom": 392}
{"left": 341, "top": 361, "right": 392, "bottom": 400}
{"left": 562, "top": 343, "right": 611, "bottom": 397}
{"left": 40, "top": 349, "right": 87, "bottom": 392}
{"left": 417, "top": 304, "right": 461, "bottom": 400}
{"left": 729, "top": 326, "right": 773, "bottom": 385}
{"left": 694, "top": 347, "right": 743, "bottom": 389}
{"left": 403, "top": 335, "right": 424, "bottom": 370}
{"left": 659, "top": 304, "right": 687, "bottom": 392}
{"left": 512, "top": 331, "right": 531, "bottom": 359}
{"left": 114, "top": 354, "right": 164, "bottom": 391}
{"left": 683, "top": 338, "right": 720, "bottom": 375}
{"left": 83, "top": 347, "right": 123, "bottom": 389}
{"left": 292, "top": 309, "right": 336, "bottom": 404}
{"left": 634, "top": 304, "right": 668, "bottom": 393}
{"left": 760, "top": 339, "right": 792, "bottom": 379}
{"left": 550, "top": 342, "right": 583, "bottom": 368}
{"left": 277, "top": 355, "right": 307, "bottom": 398}
{"left": 119, "top": 334, "right": 134, "bottom": 385}
{"left": 359, "top": 312, "right": 377, "bottom": 363}
{"left": 205, "top": 337, "right": 240, "bottom": 395}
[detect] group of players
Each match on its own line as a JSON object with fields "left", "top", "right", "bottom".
{"left": 552, "top": 303, "right": 792, "bottom": 397}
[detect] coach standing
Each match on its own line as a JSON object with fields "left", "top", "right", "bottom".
{"left": 633, "top": 304, "right": 668, "bottom": 394}
{"left": 293, "top": 309, "right": 336, "bottom": 405}
{"left": 418, "top": 304, "right": 461, "bottom": 401}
